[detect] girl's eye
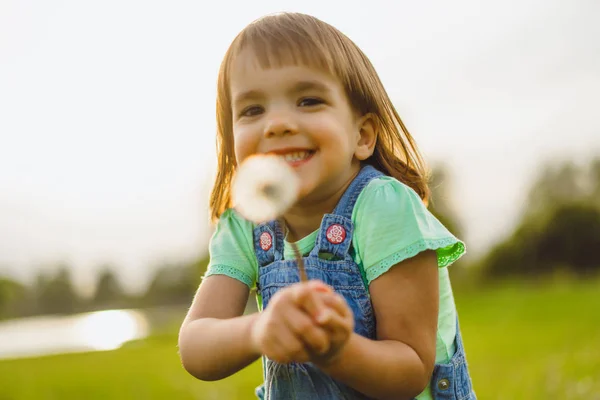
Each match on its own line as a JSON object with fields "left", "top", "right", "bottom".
{"left": 240, "top": 106, "right": 264, "bottom": 117}
{"left": 298, "top": 97, "right": 324, "bottom": 107}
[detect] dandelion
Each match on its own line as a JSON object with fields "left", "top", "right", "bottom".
{"left": 232, "top": 154, "right": 307, "bottom": 281}
{"left": 232, "top": 154, "right": 300, "bottom": 224}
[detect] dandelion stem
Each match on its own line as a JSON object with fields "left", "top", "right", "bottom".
{"left": 290, "top": 241, "right": 308, "bottom": 282}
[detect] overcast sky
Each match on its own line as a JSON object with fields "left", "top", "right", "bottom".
{"left": 1, "top": 0, "right": 599, "bottom": 293}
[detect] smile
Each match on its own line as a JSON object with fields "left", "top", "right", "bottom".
{"left": 267, "top": 149, "right": 315, "bottom": 167}
{"left": 281, "top": 151, "right": 313, "bottom": 163}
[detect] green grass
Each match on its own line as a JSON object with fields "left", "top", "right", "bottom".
{"left": 456, "top": 278, "right": 600, "bottom": 399}
{"left": 0, "top": 334, "right": 263, "bottom": 400}
{"left": 0, "top": 279, "right": 598, "bottom": 400}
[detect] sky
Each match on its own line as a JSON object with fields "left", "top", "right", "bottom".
{"left": 1, "top": 0, "right": 599, "bottom": 293}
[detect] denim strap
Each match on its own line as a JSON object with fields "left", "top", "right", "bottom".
{"left": 253, "top": 220, "right": 286, "bottom": 268}
{"left": 311, "top": 165, "right": 383, "bottom": 258}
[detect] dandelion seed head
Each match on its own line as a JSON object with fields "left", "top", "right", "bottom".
{"left": 232, "top": 154, "right": 300, "bottom": 223}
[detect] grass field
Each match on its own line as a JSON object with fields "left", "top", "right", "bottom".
{"left": 0, "top": 279, "right": 598, "bottom": 400}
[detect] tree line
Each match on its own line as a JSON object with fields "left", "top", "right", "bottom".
{"left": 0, "top": 258, "right": 209, "bottom": 321}
{"left": 1, "top": 157, "right": 599, "bottom": 320}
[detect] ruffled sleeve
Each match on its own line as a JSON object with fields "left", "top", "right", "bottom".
{"left": 352, "top": 177, "right": 466, "bottom": 283}
{"left": 204, "top": 208, "right": 258, "bottom": 288}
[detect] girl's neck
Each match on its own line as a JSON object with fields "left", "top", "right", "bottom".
{"left": 282, "top": 170, "right": 359, "bottom": 242}
{"left": 282, "top": 203, "right": 333, "bottom": 243}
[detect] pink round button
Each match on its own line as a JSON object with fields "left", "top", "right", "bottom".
{"left": 326, "top": 224, "right": 346, "bottom": 244}
{"left": 259, "top": 231, "right": 273, "bottom": 251}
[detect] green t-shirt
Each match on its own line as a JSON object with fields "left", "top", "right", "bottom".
{"left": 206, "top": 176, "right": 465, "bottom": 400}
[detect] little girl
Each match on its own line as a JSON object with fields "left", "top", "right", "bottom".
{"left": 179, "top": 12, "right": 476, "bottom": 400}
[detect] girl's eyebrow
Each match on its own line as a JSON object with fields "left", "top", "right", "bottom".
{"left": 290, "top": 80, "right": 330, "bottom": 95}
{"left": 232, "top": 89, "right": 263, "bottom": 107}
{"left": 233, "top": 80, "right": 331, "bottom": 106}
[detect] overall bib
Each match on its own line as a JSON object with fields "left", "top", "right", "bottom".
{"left": 253, "top": 165, "right": 476, "bottom": 400}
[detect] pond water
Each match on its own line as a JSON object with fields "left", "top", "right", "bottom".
{"left": 0, "top": 309, "right": 149, "bottom": 360}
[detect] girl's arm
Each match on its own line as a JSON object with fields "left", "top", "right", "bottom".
{"left": 179, "top": 275, "right": 334, "bottom": 381}
{"left": 317, "top": 250, "right": 439, "bottom": 400}
{"left": 178, "top": 275, "right": 260, "bottom": 381}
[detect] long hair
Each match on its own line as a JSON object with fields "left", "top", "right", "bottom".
{"left": 210, "top": 12, "right": 430, "bottom": 222}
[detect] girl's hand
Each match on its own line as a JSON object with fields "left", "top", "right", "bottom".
{"left": 300, "top": 286, "right": 355, "bottom": 366}
{"left": 250, "top": 281, "right": 333, "bottom": 364}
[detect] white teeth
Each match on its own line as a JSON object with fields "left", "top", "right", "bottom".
{"left": 281, "top": 151, "right": 311, "bottom": 162}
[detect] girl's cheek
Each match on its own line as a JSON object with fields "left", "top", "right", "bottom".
{"left": 233, "top": 127, "right": 259, "bottom": 160}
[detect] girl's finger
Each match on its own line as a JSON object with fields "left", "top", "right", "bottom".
{"left": 309, "top": 280, "right": 333, "bottom": 293}
{"left": 320, "top": 292, "right": 352, "bottom": 319}
{"left": 293, "top": 282, "right": 331, "bottom": 322}
{"left": 283, "top": 305, "right": 330, "bottom": 354}
{"left": 291, "top": 280, "right": 331, "bottom": 302}
{"left": 315, "top": 306, "right": 352, "bottom": 335}
{"left": 268, "top": 322, "right": 308, "bottom": 364}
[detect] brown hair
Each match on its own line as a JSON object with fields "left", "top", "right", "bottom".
{"left": 210, "top": 12, "right": 430, "bottom": 222}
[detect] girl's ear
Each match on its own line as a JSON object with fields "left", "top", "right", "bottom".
{"left": 355, "top": 113, "right": 378, "bottom": 161}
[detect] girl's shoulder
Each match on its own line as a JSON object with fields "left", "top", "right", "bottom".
{"left": 213, "top": 208, "right": 260, "bottom": 241}
{"left": 211, "top": 208, "right": 257, "bottom": 257}
{"left": 353, "top": 175, "right": 424, "bottom": 217}
{"left": 218, "top": 207, "right": 256, "bottom": 229}
{"left": 207, "top": 208, "right": 258, "bottom": 288}
{"left": 352, "top": 175, "right": 465, "bottom": 281}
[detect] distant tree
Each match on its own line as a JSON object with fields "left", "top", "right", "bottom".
{"left": 536, "top": 203, "right": 600, "bottom": 276}
{"left": 0, "top": 277, "right": 26, "bottom": 320}
{"left": 482, "top": 157, "right": 600, "bottom": 279}
{"left": 91, "top": 266, "right": 126, "bottom": 309}
{"left": 530, "top": 162, "right": 579, "bottom": 201}
{"left": 428, "top": 164, "right": 463, "bottom": 237}
{"left": 523, "top": 160, "right": 596, "bottom": 222}
{"left": 426, "top": 164, "right": 471, "bottom": 283}
{"left": 35, "top": 266, "right": 79, "bottom": 315}
{"left": 589, "top": 157, "right": 600, "bottom": 201}
{"left": 485, "top": 203, "right": 600, "bottom": 278}
{"left": 142, "top": 258, "right": 206, "bottom": 307}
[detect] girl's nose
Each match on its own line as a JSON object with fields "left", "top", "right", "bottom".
{"left": 263, "top": 111, "right": 298, "bottom": 137}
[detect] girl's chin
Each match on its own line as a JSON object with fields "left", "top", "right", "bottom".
{"left": 293, "top": 181, "right": 325, "bottom": 206}
{"left": 286, "top": 183, "right": 310, "bottom": 205}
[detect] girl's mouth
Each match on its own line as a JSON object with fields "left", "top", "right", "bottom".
{"left": 279, "top": 150, "right": 315, "bottom": 167}
{"left": 266, "top": 148, "right": 316, "bottom": 167}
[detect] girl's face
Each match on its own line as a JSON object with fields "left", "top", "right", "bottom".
{"left": 229, "top": 51, "right": 373, "bottom": 205}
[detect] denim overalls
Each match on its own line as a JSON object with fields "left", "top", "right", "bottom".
{"left": 253, "top": 165, "right": 476, "bottom": 400}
